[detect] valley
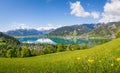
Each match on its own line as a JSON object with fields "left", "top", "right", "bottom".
{"left": 0, "top": 38, "right": 120, "bottom": 73}
{"left": 0, "top": 0, "right": 120, "bottom": 72}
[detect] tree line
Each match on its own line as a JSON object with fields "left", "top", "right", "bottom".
{"left": 0, "top": 43, "right": 89, "bottom": 58}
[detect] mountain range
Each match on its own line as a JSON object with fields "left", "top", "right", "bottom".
{"left": 48, "top": 22, "right": 120, "bottom": 38}
{"left": 48, "top": 23, "right": 102, "bottom": 36}
{"left": 88, "top": 22, "right": 120, "bottom": 38}
{"left": 5, "top": 29, "right": 54, "bottom": 36}
{"left": 4, "top": 22, "right": 120, "bottom": 38}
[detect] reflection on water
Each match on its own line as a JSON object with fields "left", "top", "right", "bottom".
{"left": 73, "top": 38, "right": 77, "bottom": 43}
{"left": 19, "top": 38, "right": 56, "bottom": 44}
{"left": 18, "top": 37, "right": 106, "bottom": 44}
{"left": 36, "top": 38, "right": 56, "bottom": 44}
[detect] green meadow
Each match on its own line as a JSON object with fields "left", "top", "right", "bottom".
{"left": 0, "top": 38, "right": 120, "bottom": 73}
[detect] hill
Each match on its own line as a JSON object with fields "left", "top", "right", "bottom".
{"left": 88, "top": 22, "right": 120, "bottom": 38}
{"left": 48, "top": 22, "right": 120, "bottom": 37}
{"left": 48, "top": 24, "right": 102, "bottom": 36}
{"left": 0, "top": 32, "right": 20, "bottom": 45}
{"left": 0, "top": 38, "right": 120, "bottom": 73}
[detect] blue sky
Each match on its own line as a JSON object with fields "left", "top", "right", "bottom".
{"left": 0, "top": 0, "right": 120, "bottom": 31}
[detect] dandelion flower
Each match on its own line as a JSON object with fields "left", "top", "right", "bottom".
{"left": 88, "top": 59, "right": 94, "bottom": 63}
{"left": 116, "top": 58, "right": 120, "bottom": 61}
{"left": 111, "top": 64, "right": 114, "bottom": 67}
{"left": 77, "top": 57, "right": 80, "bottom": 60}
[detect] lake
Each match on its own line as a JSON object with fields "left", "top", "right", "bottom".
{"left": 18, "top": 37, "right": 107, "bottom": 44}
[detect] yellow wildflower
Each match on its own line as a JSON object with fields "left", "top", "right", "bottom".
{"left": 77, "top": 57, "right": 80, "bottom": 60}
{"left": 88, "top": 59, "right": 94, "bottom": 63}
{"left": 111, "top": 64, "right": 114, "bottom": 67}
{"left": 116, "top": 58, "right": 120, "bottom": 61}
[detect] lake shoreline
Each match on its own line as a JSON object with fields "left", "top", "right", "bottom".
{"left": 17, "top": 36, "right": 111, "bottom": 44}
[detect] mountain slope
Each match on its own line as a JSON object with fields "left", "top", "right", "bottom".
{"left": 88, "top": 22, "right": 120, "bottom": 38}
{"left": 48, "top": 22, "right": 120, "bottom": 37}
{"left": 0, "top": 38, "right": 120, "bottom": 73}
{"left": 48, "top": 24, "right": 102, "bottom": 36}
{"left": 0, "top": 32, "right": 20, "bottom": 45}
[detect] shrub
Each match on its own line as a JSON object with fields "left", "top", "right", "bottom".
{"left": 16, "top": 47, "right": 22, "bottom": 57}
{"left": 80, "top": 44, "right": 88, "bottom": 50}
{"left": 71, "top": 44, "right": 80, "bottom": 51}
{"left": 21, "top": 48, "right": 31, "bottom": 57}
{"left": 57, "top": 44, "right": 65, "bottom": 52}
{"left": 115, "top": 30, "right": 120, "bottom": 38}
{"left": 6, "top": 49, "right": 13, "bottom": 58}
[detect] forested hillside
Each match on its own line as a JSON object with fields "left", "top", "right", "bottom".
{"left": 88, "top": 23, "right": 120, "bottom": 38}
{"left": 48, "top": 24, "right": 101, "bottom": 36}
{"left": 0, "top": 32, "right": 20, "bottom": 45}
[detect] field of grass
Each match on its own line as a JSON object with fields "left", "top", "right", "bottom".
{"left": 0, "top": 38, "right": 120, "bottom": 73}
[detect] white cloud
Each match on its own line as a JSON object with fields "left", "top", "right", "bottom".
{"left": 91, "top": 12, "right": 100, "bottom": 19}
{"left": 12, "top": 23, "right": 31, "bottom": 30}
{"left": 70, "top": 1, "right": 100, "bottom": 19}
{"left": 11, "top": 22, "right": 61, "bottom": 31}
{"left": 70, "top": 1, "right": 90, "bottom": 17}
{"left": 36, "top": 26, "right": 55, "bottom": 31}
{"left": 99, "top": 0, "right": 120, "bottom": 23}
{"left": 37, "top": 24, "right": 62, "bottom": 31}
{"left": 17, "top": 24, "right": 30, "bottom": 29}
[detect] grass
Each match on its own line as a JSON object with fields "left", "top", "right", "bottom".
{"left": 1, "top": 38, "right": 120, "bottom": 73}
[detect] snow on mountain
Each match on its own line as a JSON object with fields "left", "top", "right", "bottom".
{"left": 36, "top": 26, "right": 57, "bottom": 31}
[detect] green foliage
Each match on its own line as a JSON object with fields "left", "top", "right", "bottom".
{"left": 57, "top": 44, "right": 66, "bottom": 52}
{"left": 98, "top": 39, "right": 108, "bottom": 45}
{"left": 115, "top": 30, "right": 120, "bottom": 38}
{"left": 20, "top": 43, "right": 88, "bottom": 56}
{"left": 80, "top": 44, "right": 88, "bottom": 49}
{"left": 0, "top": 32, "right": 33, "bottom": 58}
{"left": 21, "top": 47, "right": 31, "bottom": 57}
{"left": 88, "top": 24, "right": 120, "bottom": 38}
{"left": 48, "top": 24, "right": 94, "bottom": 36}
{"left": 42, "top": 48, "right": 50, "bottom": 54}
{"left": 0, "top": 32, "right": 20, "bottom": 46}
{"left": 16, "top": 47, "right": 22, "bottom": 57}
{"left": 30, "top": 49, "right": 36, "bottom": 56}
{"left": 0, "top": 39, "right": 120, "bottom": 73}
{"left": 73, "top": 30, "right": 77, "bottom": 36}
{"left": 6, "top": 49, "right": 14, "bottom": 58}
{"left": 68, "top": 44, "right": 80, "bottom": 51}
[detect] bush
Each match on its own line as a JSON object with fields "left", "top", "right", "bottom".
{"left": 6, "top": 49, "right": 13, "bottom": 58}
{"left": 16, "top": 47, "right": 22, "bottom": 57}
{"left": 80, "top": 44, "right": 88, "bottom": 50}
{"left": 57, "top": 44, "right": 65, "bottom": 52}
{"left": 6, "top": 47, "right": 17, "bottom": 58}
{"left": 115, "top": 30, "right": 120, "bottom": 38}
{"left": 21, "top": 48, "right": 31, "bottom": 57}
{"left": 71, "top": 44, "right": 80, "bottom": 51}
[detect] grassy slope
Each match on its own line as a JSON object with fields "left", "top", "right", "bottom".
{"left": 1, "top": 39, "right": 120, "bottom": 73}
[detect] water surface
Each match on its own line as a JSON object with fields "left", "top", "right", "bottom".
{"left": 18, "top": 37, "right": 107, "bottom": 44}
